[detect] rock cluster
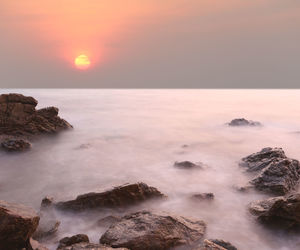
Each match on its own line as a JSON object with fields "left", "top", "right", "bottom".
{"left": 227, "top": 118, "right": 261, "bottom": 127}
{"left": 1, "top": 138, "right": 31, "bottom": 152}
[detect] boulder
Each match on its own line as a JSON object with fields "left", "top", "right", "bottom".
{"left": 0, "top": 200, "right": 40, "bottom": 249}
{"left": 227, "top": 118, "right": 261, "bottom": 127}
{"left": 57, "top": 242, "right": 128, "bottom": 250}
{"left": 174, "top": 161, "right": 203, "bottom": 169}
{"left": 57, "top": 234, "right": 89, "bottom": 249}
{"left": 1, "top": 138, "right": 31, "bottom": 152}
{"left": 100, "top": 210, "right": 206, "bottom": 250}
{"left": 249, "top": 193, "right": 300, "bottom": 229}
{"left": 41, "top": 196, "right": 54, "bottom": 209}
{"left": 209, "top": 240, "right": 237, "bottom": 250}
{"left": 191, "top": 193, "right": 214, "bottom": 201}
{"left": 240, "top": 148, "right": 300, "bottom": 195}
{"left": 97, "top": 215, "right": 122, "bottom": 227}
{"left": 55, "top": 183, "right": 165, "bottom": 212}
{"left": 0, "top": 93, "right": 72, "bottom": 138}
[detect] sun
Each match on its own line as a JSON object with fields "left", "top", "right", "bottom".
{"left": 74, "top": 54, "right": 91, "bottom": 70}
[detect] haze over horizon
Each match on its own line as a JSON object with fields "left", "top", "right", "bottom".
{"left": 1, "top": 0, "right": 299, "bottom": 88}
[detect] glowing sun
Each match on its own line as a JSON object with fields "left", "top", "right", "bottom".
{"left": 75, "top": 54, "right": 91, "bottom": 69}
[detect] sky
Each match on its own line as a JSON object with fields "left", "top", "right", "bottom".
{"left": 0, "top": 0, "right": 299, "bottom": 88}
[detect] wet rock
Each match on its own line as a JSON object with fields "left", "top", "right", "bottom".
{"left": 210, "top": 239, "right": 237, "bottom": 250}
{"left": 100, "top": 210, "right": 206, "bottom": 250}
{"left": 1, "top": 138, "right": 31, "bottom": 152}
{"left": 41, "top": 196, "right": 54, "bottom": 209}
{"left": 55, "top": 183, "right": 165, "bottom": 212}
{"left": 174, "top": 161, "right": 203, "bottom": 169}
{"left": 30, "top": 238, "right": 49, "bottom": 250}
{"left": 33, "top": 215, "right": 60, "bottom": 240}
{"left": 193, "top": 239, "right": 227, "bottom": 250}
{"left": 249, "top": 193, "right": 300, "bottom": 230}
{"left": 57, "top": 242, "right": 128, "bottom": 250}
{"left": 57, "top": 234, "right": 89, "bottom": 249}
{"left": 0, "top": 93, "right": 72, "bottom": 138}
{"left": 0, "top": 200, "right": 40, "bottom": 249}
{"left": 240, "top": 148, "right": 300, "bottom": 195}
{"left": 227, "top": 118, "right": 261, "bottom": 127}
{"left": 97, "top": 215, "right": 121, "bottom": 227}
{"left": 191, "top": 193, "right": 214, "bottom": 201}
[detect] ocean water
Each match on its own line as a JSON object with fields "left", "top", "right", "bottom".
{"left": 1, "top": 89, "right": 300, "bottom": 250}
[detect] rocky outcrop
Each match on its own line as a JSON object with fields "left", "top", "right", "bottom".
{"left": 227, "top": 118, "right": 261, "bottom": 127}
{"left": 0, "top": 93, "right": 72, "bottom": 138}
{"left": 55, "top": 183, "right": 165, "bottom": 211}
{"left": 57, "top": 234, "right": 89, "bottom": 249}
{"left": 240, "top": 148, "right": 300, "bottom": 195}
{"left": 249, "top": 193, "right": 300, "bottom": 230}
{"left": 100, "top": 210, "right": 206, "bottom": 250}
{"left": 1, "top": 138, "right": 31, "bottom": 152}
{"left": 174, "top": 161, "right": 203, "bottom": 169}
{"left": 57, "top": 242, "right": 128, "bottom": 250}
{"left": 0, "top": 200, "right": 40, "bottom": 249}
{"left": 191, "top": 193, "right": 214, "bottom": 201}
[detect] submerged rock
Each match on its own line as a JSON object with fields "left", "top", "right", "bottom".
{"left": 249, "top": 193, "right": 300, "bottom": 230}
{"left": 0, "top": 200, "right": 40, "bottom": 249}
{"left": 0, "top": 93, "right": 72, "bottom": 138}
{"left": 191, "top": 193, "right": 215, "bottom": 201}
{"left": 57, "top": 234, "right": 89, "bottom": 249}
{"left": 227, "top": 118, "right": 261, "bottom": 127}
{"left": 55, "top": 183, "right": 165, "bottom": 211}
{"left": 240, "top": 148, "right": 300, "bottom": 195}
{"left": 174, "top": 161, "right": 203, "bottom": 169}
{"left": 1, "top": 138, "right": 31, "bottom": 152}
{"left": 100, "top": 210, "right": 206, "bottom": 250}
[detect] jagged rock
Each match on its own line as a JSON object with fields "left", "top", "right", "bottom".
{"left": 55, "top": 183, "right": 165, "bottom": 211}
{"left": 193, "top": 239, "right": 237, "bottom": 250}
{"left": 57, "top": 242, "right": 128, "bottom": 250}
{"left": 191, "top": 193, "right": 214, "bottom": 201}
{"left": 240, "top": 148, "right": 300, "bottom": 195}
{"left": 174, "top": 161, "right": 203, "bottom": 169}
{"left": 227, "top": 118, "right": 261, "bottom": 127}
{"left": 97, "top": 215, "right": 121, "bottom": 227}
{"left": 0, "top": 200, "right": 40, "bottom": 249}
{"left": 0, "top": 93, "right": 72, "bottom": 138}
{"left": 1, "top": 138, "right": 31, "bottom": 152}
{"left": 249, "top": 194, "right": 300, "bottom": 229}
{"left": 100, "top": 210, "right": 206, "bottom": 250}
{"left": 209, "top": 240, "right": 237, "bottom": 250}
{"left": 57, "top": 234, "right": 89, "bottom": 249}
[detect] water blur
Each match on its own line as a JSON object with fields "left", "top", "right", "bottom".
{"left": 1, "top": 89, "right": 300, "bottom": 250}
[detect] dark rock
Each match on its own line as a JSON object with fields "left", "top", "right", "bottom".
{"left": 0, "top": 200, "right": 40, "bottom": 249}
{"left": 210, "top": 239, "right": 237, "bottom": 250}
{"left": 174, "top": 161, "right": 203, "bottom": 169}
{"left": 55, "top": 183, "right": 165, "bottom": 212}
{"left": 100, "top": 210, "right": 206, "bottom": 250}
{"left": 249, "top": 194, "right": 300, "bottom": 230}
{"left": 191, "top": 193, "right": 214, "bottom": 201}
{"left": 240, "top": 148, "right": 300, "bottom": 195}
{"left": 57, "top": 242, "right": 128, "bottom": 250}
{"left": 97, "top": 215, "right": 121, "bottom": 227}
{"left": 1, "top": 138, "right": 31, "bottom": 152}
{"left": 41, "top": 196, "right": 54, "bottom": 209}
{"left": 57, "top": 234, "right": 89, "bottom": 249}
{"left": 193, "top": 239, "right": 227, "bottom": 250}
{"left": 227, "top": 118, "right": 261, "bottom": 127}
{"left": 0, "top": 93, "right": 72, "bottom": 138}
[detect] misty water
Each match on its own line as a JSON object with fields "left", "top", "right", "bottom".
{"left": 1, "top": 89, "right": 300, "bottom": 250}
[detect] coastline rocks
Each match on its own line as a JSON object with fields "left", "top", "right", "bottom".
{"left": 58, "top": 242, "right": 128, "bottom": 250}
{"left": 0, "top": 93, "right": 72, "bottom": 138}
{"left": 57, "top": 234, "right": 89, "bottom": 249}
{"left": 0, "top": 200, "right": 40, "bottom": 249}
{"left": 240, "top": 148, "right": 300, "bottom": 195}
{"left": 227, "top": 118, "right": 261, "bottom": 127}
{"left": 55, "top": 183, "right": 165, "bottom": 211}
{"left": 249, "top": 193, "right": 300, "bottom": 229}
{"left": 191, "top": 193, "right": 214, "bottom": 201}
{"left": 1, "top": 138, "right": 31, "bottom": 152}
{"left": 194, "top": 239, "right": 237, "bottom": 250}
{"left": 100, "top": 210, "right": 206, "bottom": 250}
{"left": 174, "top": 161, "right": 203, "bottom": 169}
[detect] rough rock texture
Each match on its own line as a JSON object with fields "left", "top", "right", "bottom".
{"left": 97, "top": 215, "right": 122, "bottom": 227}
{"left": 0, "top": 200, "right": 40, "bottom": 249}
{"left": 174, "top": 161, "right": 203, "bottom": 169}
{"left": 191, "top": 193, "right": 214, "bottom": 201}
{"left": 57, "top": 234, "right": 89, "bottom": 249}
{"left": 227, "top": 118, "right": 261, "bottom": 127}
{"left": 193, "top": 239, "right": 227, "bottom": 250}
{"left": 0, "top": 93, "right": 72, "bottom": 137}
{"left": 100, "top": 210, "right": 206, "bottom": 250}
{"left": 210, "top": 240, "right": 237, "bottom": 250}
{"left": 1, "top": 138, "right": 31, "bottom": 152}
{"left": 57, "top": 242, "right": 128, "bottom": 250}
{"left": 249, "top": 194, "right": 300, "bottom": 229}
{"left": 55, "top": 183, "right": 165, "bottom": 211}
{"left": 240, "top": 148, "right": 300, "bottom": 195}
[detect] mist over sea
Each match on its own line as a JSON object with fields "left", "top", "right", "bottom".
{"left": 1, "top": 89, "right": 300, "bottom": 250}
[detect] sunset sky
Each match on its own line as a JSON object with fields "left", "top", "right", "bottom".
{"left": 0, "top": 0, "right": 299, "bottom": 88}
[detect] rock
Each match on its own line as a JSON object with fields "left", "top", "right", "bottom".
{"left": 227, "top": 118, "right": 261, "bottom": 127}
{"left": 100, "top": 210, "right": 206, "bottom": 250}
{"left": 30, "top": 238, "right": 49, "bottom": 250}
{"left": 193, "top": 239, "right": 227, "bottom": 250}
{"left": 240, "top": 148, "right": 300, "bottom": 195}
{"left": 55, "top": 183, "right": 165, "bottom": 212}
{"left": 41, "top": 196, "right": 54, "bottom": 209}
{"left": 57, "top": 242, "right": 128, "bottom": 250}
{"left": 57, "top": 234, "right": 89, "bottom": 249}
{"left": 0, "top": 200, "right": 40, "bottom": 249}
{"left": 210, "top": 239, "right": 237, "bottom": 250}
{"left": 174, "top": 161, "right": 203, "bottom": 169}
{"left": 1, "top": 138, "right": 31, "bottom": 152}
{"left": 249, "top": 194, "right": 300, "bottom": 229}
{"left": 97, "top": 215, "right": 121, "bottom": 227}
{"left": 33, "top": 215, "right": 60, "bottom": 240}
{"left": 0, "top": 93, "right": 72, "bottom": 138}
{"left": 191, "top": 193, "right": 214, "bottom": 201}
